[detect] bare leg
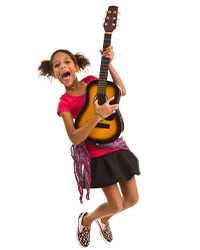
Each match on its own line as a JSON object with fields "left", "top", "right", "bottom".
{"left": 82, "top": 183, "right": 123, "bottom": 226}
{"left": 101, "top": 176, "right": 139, "bottom": 224}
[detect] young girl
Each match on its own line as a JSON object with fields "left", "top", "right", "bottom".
{"left": 38, "top": 47, "right": 140, "bottom": 248}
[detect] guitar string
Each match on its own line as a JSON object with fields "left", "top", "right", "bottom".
{"left": 98, "top": 34, "right": 112, "bottom": 95}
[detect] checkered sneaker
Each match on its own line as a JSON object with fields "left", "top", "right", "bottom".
{"left": 77, "top": 212, "right": 91, "bottom": 248}
{"left": 95, "top": 219, "right": 113, "bottom": 243}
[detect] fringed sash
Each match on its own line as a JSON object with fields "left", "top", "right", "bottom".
{"left": 71, "top": 137, "right": 129, "bottom": 203}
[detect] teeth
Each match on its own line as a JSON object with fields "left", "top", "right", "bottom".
{"left": 61, "top": 71, "right": 70, "bottom": 81}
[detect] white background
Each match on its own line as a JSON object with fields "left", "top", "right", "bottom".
{"left": 1, "top": 0, "right": 200, "bottom": 249}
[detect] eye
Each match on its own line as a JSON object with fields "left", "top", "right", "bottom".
{"left": 65, "top": 60, "right": 70, "bottom": 64}
{"left": 54, "top": 64, "right": 59, "bottom": 68}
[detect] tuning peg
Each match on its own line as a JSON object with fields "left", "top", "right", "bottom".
{"left": 103, "top": 17, "right": 106, "bottom": 20}
{"left": 117, "top": 24, "right": 120, "bottom": 27}
{"left": 117, "top": 17, "right": 121, "bottom": 21}
{"left": 118, "top": 11, "right": 121, "bottom": 15}
{"left": 105, "top": 11, "right": 107, "bottom": 13}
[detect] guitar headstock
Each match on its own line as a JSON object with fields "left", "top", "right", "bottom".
{"left": 103, "top": 6, "right": 120, "bottom": 33}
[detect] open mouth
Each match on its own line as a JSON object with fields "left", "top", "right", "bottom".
{"left": 61, "top": 71, "right": 71, "bottom": 81}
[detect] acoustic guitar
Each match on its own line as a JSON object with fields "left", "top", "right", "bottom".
{"left": 75, "top": 6, "right": 124, "bottom": 144}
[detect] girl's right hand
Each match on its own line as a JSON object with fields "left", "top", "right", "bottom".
{"left": 94, "top": 97, "right": 119, "bottom": 119}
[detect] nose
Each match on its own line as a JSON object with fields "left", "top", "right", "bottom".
{"left": 61, "top": 63, "right": 66, "bottom": 69}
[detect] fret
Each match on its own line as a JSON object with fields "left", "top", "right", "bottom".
{"left": 98, "top": 33, "right": 112, "bottom": 96}
{"left": 99, "top": 74, "right": 108, "bottom": 78}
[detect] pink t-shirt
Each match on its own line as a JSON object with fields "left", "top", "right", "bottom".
{"left": 57, "top": 75, "right": 120, "bottom": 158}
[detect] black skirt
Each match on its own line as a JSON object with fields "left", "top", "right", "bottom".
{"left": 83, "top": 149, "right": 140, "bottom": 189}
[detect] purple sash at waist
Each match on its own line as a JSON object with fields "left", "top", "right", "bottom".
{"left": 71, "top": 137, "right": 129, "bottom": 203}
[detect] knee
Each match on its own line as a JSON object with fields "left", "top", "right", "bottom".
{"left": 124, "top": 193, "right": 139, "bottom": 208}
{"left": 108, "top": 198, "right": 123, "bottom": 214}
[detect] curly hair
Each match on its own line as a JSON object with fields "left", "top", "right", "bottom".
{"left": 38, "top": 49, "right": 91, "bottom": 81}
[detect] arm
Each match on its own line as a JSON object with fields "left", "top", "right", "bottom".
{"left": 101, "top": 46, "right": 127, "bottom": 96}
{"left": 60, "top": 96, "right": 118, "bottom": 145}
{"left": 108, "top": 63, "right": 127, "bottom": 96}
{"left": 60, "top": 111, "right": 101, "bottom": 145}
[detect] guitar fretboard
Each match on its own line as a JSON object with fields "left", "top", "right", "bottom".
{"left": 97, "top": 33, "right": 112, "bottom": 96}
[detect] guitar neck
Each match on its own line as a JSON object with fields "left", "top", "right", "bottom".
{"left": 98, "top": 33, "right": 112, "bottom": 96}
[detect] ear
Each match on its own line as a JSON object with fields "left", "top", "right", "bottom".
{"left": 75, "top": 64, "right": 80, "bottom": 72}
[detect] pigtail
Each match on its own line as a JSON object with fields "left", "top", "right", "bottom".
{"left": 38, "top": 50, "right": 91, "bottom": 82}
{"left": 74, "top": 53, "right": 91, "bottom": 72}
{"left": 38, "top": 60, "right": 52, "bottom": 79}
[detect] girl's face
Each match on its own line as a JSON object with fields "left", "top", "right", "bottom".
{"left": 52, "top": 52, "right": 79, "bottom": 87}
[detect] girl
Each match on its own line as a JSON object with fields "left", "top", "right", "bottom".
{"left": 38, "top": 47, "right": 140, "bottom": 248}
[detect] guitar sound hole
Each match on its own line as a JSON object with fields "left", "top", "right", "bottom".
{"left": 93, "top": 94, "right": 109, "bottom": 106}
{"left": 92, "top": 94, "right": 116, "bottom": 121}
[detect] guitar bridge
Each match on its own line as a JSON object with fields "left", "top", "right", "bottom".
{"left": 95, "top": 123, "right": 110, "bottom": 129}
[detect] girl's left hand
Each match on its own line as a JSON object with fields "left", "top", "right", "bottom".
{"left": 100, "top": 46, "right": 114, "bottom": 64}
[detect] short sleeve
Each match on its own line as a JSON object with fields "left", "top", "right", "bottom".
{"left": 57, "top": 98, "right": 71, "bottom": 117}
{"left": 82, "top": 75, "right": 98, "bottom": 83}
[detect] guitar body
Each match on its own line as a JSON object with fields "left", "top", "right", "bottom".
{"left": 75, "top": 80, "right": 124, "bottom": 144}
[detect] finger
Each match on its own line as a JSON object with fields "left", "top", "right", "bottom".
{"left": 112, "top": 104, "right": 119, "bottom": 110}
{"left": 94, "top": 99, "right": 99, "bottom": 107}
{"left": 102, "top": 51, "right": 107, "bottom": 57}
{"left": 103, "top": 52, "right": 114, "bottom": 60}
{"left": 106, "top": 46, "right": 113, "bottom": 51}
{"left": 106, "top": 96, "right": 115, "bottom": 103}
{"left": 111, "top": 106, "right": 118, "bottom": 113}
{"left": 103, "top": 49, "right": 110, "bottom": 54}
{"left": 103, "top": 49, "right": 111, "bottom": 55}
